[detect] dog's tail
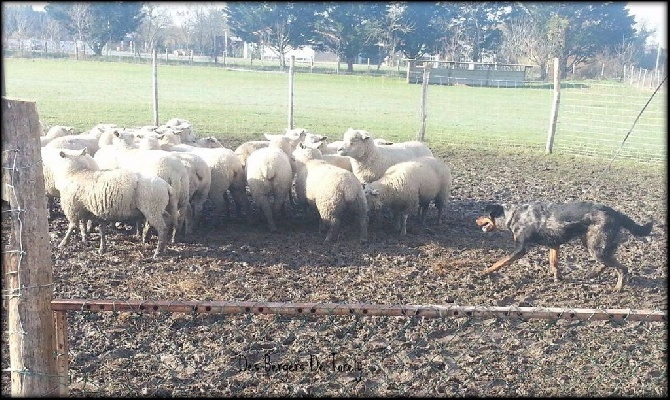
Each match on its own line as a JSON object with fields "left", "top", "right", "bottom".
{"left": 615, "top": 211, "right": 653, "bottom": 237}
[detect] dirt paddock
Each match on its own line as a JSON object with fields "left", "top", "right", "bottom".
{"left": 2, "top": 147, "right": 667, "bottom": 396}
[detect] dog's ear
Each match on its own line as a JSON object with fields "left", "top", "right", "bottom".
{"left": 484, "top": 204, "right": 505, "bottom": 219}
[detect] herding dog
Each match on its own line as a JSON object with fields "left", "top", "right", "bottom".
{"left": 475, "top": 201, "right": 653, "bottom": 291}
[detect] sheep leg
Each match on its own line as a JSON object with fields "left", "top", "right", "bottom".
{"left": 144, "top": 215, "right": 169, "bottom": 257}
{"left": 398, "top": 213, "right": 409, "bottom": 235}
{"left": 256, "top": 196, "right": 277, "bottom": 232}
{"left": 358, "top": 213, "right": 368, "bottom": 243}
{"left": 184, "top": 204, "right": 195, "bottom": 236}
{"left": 324, "top": 218, "right": 340, "bottom": 243}
{"left": 155, "top": 226, "right": 168, "bottom": 257}
{"left": 192, "top": 198, "right": 205, "bottom": 225}
{"left": 142, "top": 221, "right": 152, "bottom": 243}
{"left": 230, "top": 188, "right": 251, "bottom": 221}
{"left": 174, "top": 204, "right": 192, "bottom": 242}
{"left": 318, "top": 215, "right": 326, "bottom": 235}
{"left": 79, "top": 220, "right": 88, "bottom": 243}
{"left": 59, "top": 220, "right": 78, "bottom": 248}
{"left": 222, "top": 192, "right": 233, "bottom": 219}
{"left": 419, "top": 205, "right": 429, "bottom": 226}
{"left": 98, "top": 224, "right": 106, "bottom": 254}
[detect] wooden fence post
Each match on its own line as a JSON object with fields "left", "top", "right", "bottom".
{"left": 417, "top": 62, "right": 432, "bottom": 142}
{"left": 546, "top": 58, "right": 560, "bottom": 154}
{"left": 53, "top": 311, "right": 70, "bottom": 396}
{"left": 287, "top": 55, "right": 295, "bottom": 130}
{"left": 152, "top": 48, "right": 159, "bottom": 126}
{"left": 406, "top": 59, "right": 412, "bottom": 83}
{"left": 1, "top": 97, "right": 60, "bottom": 396}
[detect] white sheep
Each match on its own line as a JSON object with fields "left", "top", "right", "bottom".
{"left": 39, "top": 120, "right": 49, "bottom": 135}
{"left": 40, "top": 125, "right": 76, "bottom": 146}
{"left": 51, "top": 148, "right": 176, "bottom": 257}
{"left": 336, "top": 128, "right": 434, "bottom": 183}
{"left": 363, "top": 158, "right": 451, "bottom": 235}
{"left": 161, "top": 118, "right": 196, "bottom": 143}
{"left": 166, "top": 151, "right": 212, "bottom": 234}
{"left": 41, "top": 147, "right": 66, "bottom": 209}
{"left": 93, "top": 131, "right": 190, "bottom": 243}
{"left": 321, "top": 153, "right": 353, "bottom": 172}
{"left": 45, "top": 125, "right": 75, "bottom": 139}
{"left": 235, "top": 128, "right": 308, "bottom": 168}
{"left": 234, "top": 140, "right": 270, "bottom": 168}
{"left": 194, "top": 136, "right": 224, "bottom": 148}
{"left": 151, "top": 135, "right": 250, "bottom": 222}
{"left": 245, "top": 135, "right": 294, "bottom": 232}
{"left": 303, "top": 132, "right": 393, "bottom": 154}
{"left": 292, "top": 145, "right": 368, "bottom": 243}
{"left": 301, "top": 132, "right": 343, "bottom": 155}
{"left": 44, "top": 128, "right": 107, "bottom": 156}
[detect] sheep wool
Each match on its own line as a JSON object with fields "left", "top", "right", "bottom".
{"left": 53, "top": 148, "right": 175, "bottom": 257}
{"left": 292, "top": 145, "right": 368, "bottom": 243}
{"left": 245, "top": 139, "right": 294, "bottom": 232}
{"left": 336, "top": 128, "right": 434, "bottom": 183}
{"left": 364, "top": 158, "right": 450, "bottom": 235}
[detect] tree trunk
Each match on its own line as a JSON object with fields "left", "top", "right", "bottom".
{"left": 560, "top": 55, "right": 569, "bottom": 79}
{"left": 539, "top": 61, "right": 548, "bottom": 81}
{"left": 92, "top": 42, "right": 105, "bottom": 56}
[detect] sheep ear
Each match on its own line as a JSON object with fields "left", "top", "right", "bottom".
{"left": 360, "top": 131, "right": 370, "bottom": 140}
{"left": 80, "top": 148, "right": 88, "bottom": 156}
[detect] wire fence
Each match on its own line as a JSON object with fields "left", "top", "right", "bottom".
{"left": 2, "top": 51, "right": 667, "bottom": 165}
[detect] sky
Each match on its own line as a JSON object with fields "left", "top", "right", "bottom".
{"left": 10, "top": 1, "right": 668, "bottom": 48}
{"left": 625, "top": 2, "right": 667, "bottom": 47}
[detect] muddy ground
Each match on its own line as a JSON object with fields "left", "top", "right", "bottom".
{"left": 2, "top": 146, "right": 667, "bottom": 396}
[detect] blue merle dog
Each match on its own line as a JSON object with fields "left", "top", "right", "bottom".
{"left": 476, "top": 201, "right": 653, "bottom": 291}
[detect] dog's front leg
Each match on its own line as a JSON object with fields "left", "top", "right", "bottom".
{"left": 549, "top": 247, "right": 561, "bottom": 282}
{"left": 481, "top": 245, "right": 527, "bottom": 275}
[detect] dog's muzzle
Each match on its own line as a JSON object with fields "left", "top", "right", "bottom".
{"left": 476, "top": 216, "right": 496, "bottom": 232}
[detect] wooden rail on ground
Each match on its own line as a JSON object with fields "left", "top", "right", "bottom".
{"left": 51, "top": 299, "right": 666, "bottom": 322}
{"left": 49, "top": 298, "right": 666, "bottom": 395}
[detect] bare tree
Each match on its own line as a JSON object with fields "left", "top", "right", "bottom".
{"left": 367, "top": 3, "right": 411, "bottom": 69}
{"left": 437, "top": 22, "right": 468, "bottom": 62}
{"left": 499, "top": 15, "right": 554, "bottom": 80}
{"left": 44, "top": 17, "right": 65, "bottom": 42}
{"left": 69, "top": 2, "right": 92, "bottom": 59}
{"left": 12, "top": 6, "right": 34, "bottom": 53}
{"left": 179, "top": 4, "right": 225, "bottom": 60}
{"left": 137, "top": 4, "right": 176, "bottom": 51}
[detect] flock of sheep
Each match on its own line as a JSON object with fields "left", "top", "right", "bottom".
{"left": 40, "top": 118, "right": 453, "bottom": 257}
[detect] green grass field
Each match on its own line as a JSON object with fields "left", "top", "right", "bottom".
{"left": 2, "top": 57, "right": 666, "bottom": 163}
